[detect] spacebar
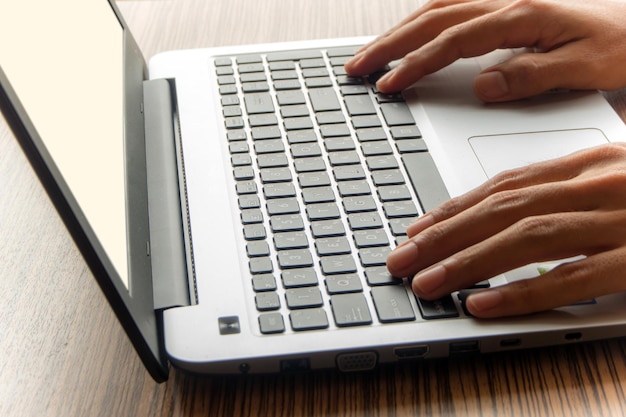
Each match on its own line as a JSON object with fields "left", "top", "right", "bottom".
{"left": 401, "top": 152, "right": 450, "bottom": 213}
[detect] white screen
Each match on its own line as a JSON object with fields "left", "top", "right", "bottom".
{"left": 0, "top": 0, "right": 129, "bottom": 285}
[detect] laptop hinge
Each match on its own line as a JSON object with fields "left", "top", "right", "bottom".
{"left": 143, "top": 78, "right": 191, "bottom": 310}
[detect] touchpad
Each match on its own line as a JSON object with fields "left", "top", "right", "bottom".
{"left": 469, "top": 129, "right": 609, "bottom": 178}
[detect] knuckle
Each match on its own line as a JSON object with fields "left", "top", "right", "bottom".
{"left": 513, "top": 215, "right": 556, "bottom": 240}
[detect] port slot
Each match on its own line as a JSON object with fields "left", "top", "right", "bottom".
{"left": 280, "top": 358, "right": 310, "bottom": 372}
{"left": 449, "top": 340, "right": 480, "bottom": 355}
{"left": 499, "top": 338, "right": 522, "bottom": 347}
{"left": 394, "top": 345, "right": 429, "bottom": 359}
{"left": 336, "top": 351, "right": 378, "bottom": 372}
{"left": 565, "top": 332, "right": 582, "bottom": 341}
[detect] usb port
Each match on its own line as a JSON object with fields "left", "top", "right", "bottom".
{"left": 449, "top": 340, "right": 480, "bottom": 354}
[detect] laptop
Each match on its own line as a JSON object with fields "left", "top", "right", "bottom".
{"left": 2, "top": 0, "right": 626, "bottom": 383}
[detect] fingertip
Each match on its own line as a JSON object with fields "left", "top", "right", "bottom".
{"left": 386, "top": 240, "right": 419, "bottom": 277}
{"left": 473, "top": 71, "right": 509, "bottom": 101}
{"left": 466, "top": 289, "right": 504, "bottom": 317}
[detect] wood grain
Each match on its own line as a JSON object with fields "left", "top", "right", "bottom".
{"left": 1, "top": 1, "right": 626, "bottom": 416}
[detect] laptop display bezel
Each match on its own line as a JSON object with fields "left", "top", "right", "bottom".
{"left": 0, "top": 0, "right": 168, "bottom": 381}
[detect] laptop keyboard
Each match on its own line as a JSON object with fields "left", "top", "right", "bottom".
{"left": 213, "top": 46, "right": 466, "bottom": 335}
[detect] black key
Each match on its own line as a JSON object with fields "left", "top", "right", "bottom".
{"left": 417, "top": 295, "right": 459, "bottom": 319}
{"left": 401, "top": 153, "right": 450, "bottom": 213}
{"left": 371, "top": 286, "right": 416, "bottom": 323}
{"left": 330, "top": 294, "right": 373, "bottom": 327}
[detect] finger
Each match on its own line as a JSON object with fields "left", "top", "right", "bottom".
{"left": 388, "top": 178, "right": 597, "bottom": 279}
{"left": 412, "top": 209, "right": 626, "bottom": 300}
{"left": 472, "top": 44, "right": 599, "bottom": 102}
{"left": 408, "top": 144, "right": 612, "bottom": 239}
{"left": 466, "top": 248, "right": 626, "bottom": 318}
{"left": 374, "top": 0, "right": 584, "bottom": 93}
{"left": 346, "top": 0, "right": 504, "bottom": 77}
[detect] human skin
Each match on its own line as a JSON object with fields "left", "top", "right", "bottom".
{"left": 345, "top": 0, "right": 626, "bottom": 317}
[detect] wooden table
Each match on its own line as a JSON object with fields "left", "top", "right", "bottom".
{"left": 2, "top": 1, "right": 626, "bottom": 416}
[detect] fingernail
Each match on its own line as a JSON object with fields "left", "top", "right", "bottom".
{"left": 387, "top": 241, "right": 418, "bottom": 273}
{"left": 467, "top": 290, "right": 503, "bottom": 312}
{"left": 406, "top": 213, "right": 434, "bottom": 237}
{"left": 474, "top": 71, "right": 509, "bottom": 99}
{"left": 413, "top": 264, "right": 446, "bottom": 295}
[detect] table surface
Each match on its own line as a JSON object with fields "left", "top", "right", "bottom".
{"left": 2, "top": 1, "right": 626, "bottom": 416}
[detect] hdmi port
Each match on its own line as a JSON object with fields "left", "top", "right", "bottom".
{"left": 394, "top": 345, "right": 429, "bottom": 359}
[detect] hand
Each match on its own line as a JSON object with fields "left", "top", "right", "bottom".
{"left": 345, "top": 0, "right": 626, "bottom": 102}
{"left": 386, "top": 143, "right": 626, "bottom": 318}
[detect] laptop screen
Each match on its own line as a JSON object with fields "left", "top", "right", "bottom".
{"left": 0, "top": 0, "right": 129, "bottom": 286}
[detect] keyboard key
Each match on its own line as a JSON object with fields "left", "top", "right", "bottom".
{"left": 294, "top": 157, "right": 326, "bottom": 173}
{"left": 285, "top": 288, "right": 324, "bottom": 309}
{"left": 270, "top": 214, "right": 304, "bottom": 232}
{"left": 252, "top": 274, "right": 277, "bottom": 292}
{"left": 302, "top": 186, "right": 335, "bottom": 204}
{"left": 382, "top": 201, "right": 419, "bottom": 218}
{"left": 388, "top": 218, "right": 417, "bottom": 237}
{"left": 390, "top": 125, "right": 422, "bottom": 139}
{"left": 277, "top": 90, "right": 307, "bottom": 106}
{"left": 309, "top": 87, "right": 341, "bottom": 112}
{"left": 417, "top": 295, "right": 459, "bottom": 319}
{"left": 315, "top": 237, "right": 351, "bottom": 256}
{"left": 344, "top": 95, "right": 377, "bottom": 116}
{"left": 244, "top": 92, "right": 275, "bottom": 114}
{"left": 257, "top": 153, "right": 289, "bottom": 168}
{"left": 290, "top": 308, "right": 329, "bottom": 331}
{"left": 358, "top": 247, "right": 391, "bottom": 267}
{"left": 260, "top": 167, "right": 292, "bottom": 183}
{"left": 256, "top": 292, "right": 281, "bottom": 311}
{"left": 353, "top": 229, "right": 389, "bottom": 248}
{"left": 274, "top": 231, "right": 309, "bottom": 250}
{"left": 287, "top": 130, "right": 318, "bottom": 144}
{"left": 366, "top": 155, "right": 399, "bottom": 171}
{"left": 342, "top": 196, "right": 377, "bottom": 213}
{"left": 320, "top": 124, "right": 351, "bottom": 138}
{"left": 316, "top": 111, "right": 346, "bottom": 125}
{"left": 347, "top": 213, "right": 383, "bottom": 230}
{"left": 377, "top": 185, "right": 412, "bottom": 201}
{"left": 243, "top": 224, "right": 266, "bottom": 240}
{"left": 333, "top": 165, "right": 366, "bottom": 181}
{"left": 259, "top": 313, "right": 285, "bottom": 334}
{"left": 267, "top": 50, "right": 323, "bottom": 62}
{"left": 380, "top": 102, "right": 416, "bottom": 126}
{"left": 396, "top": 139, "right": 428, "bottom": 154}
{"left": 266, "top": 198, "right": 300, "bottom": 215}
{"left": 361, "top": 141, "right": 393, "bottom": 156}
{"left": 298, "top": 171, "right": 331, "bottom": 188}
{"left": 306, "top": 203, "right": 341, "bottom": 221}
{"left": 241, "top": 208, "right": 264, "bottom": 224}
{"left": 320, "top": 255, "right": 357, "bottom": 275}
{"left": 329, "top": 151, "right": 361, "bottom": 166}
{"left": 330, "top": 293, "right": 372, "bottom": 327}
{"left": 291, "top": 142, "right": 322, "bottom": 158}
{"left": 246, "top": 240, "right": 270, "bottom": 257}
{"left": 249, "top": 257, "right": 274, "bottom": 274}
{"left": 324, "top": 137, "right": 356, "bottom": 152}
{"left": 263, "top": 183, "right": 297, "bottom": 199}
{"left": 371, "top": 286, "right": 416, "bottom": 323}
{"left": 401, "top": 153, "right": 450, "bottom": 212}
{"left": 337, "top": 180, "right": 371, "bottom": 197}
{"left": 356, "top": 127, "right": 387, "bottom": 142}
{"left": 281, "top": 268, "right": 319, "bottom": 288}
{"left": 365, "top": 266, "right": 399, "bottom": 286}
{"left": 277, "top": 249, "right": 314, "bottom": 269}
{"left": 325, "top": 274, "right": 363, "bottom": 294}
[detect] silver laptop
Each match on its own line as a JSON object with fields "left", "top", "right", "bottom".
{"left": 2, "top": 0, "right": 626, "bottom": 382}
